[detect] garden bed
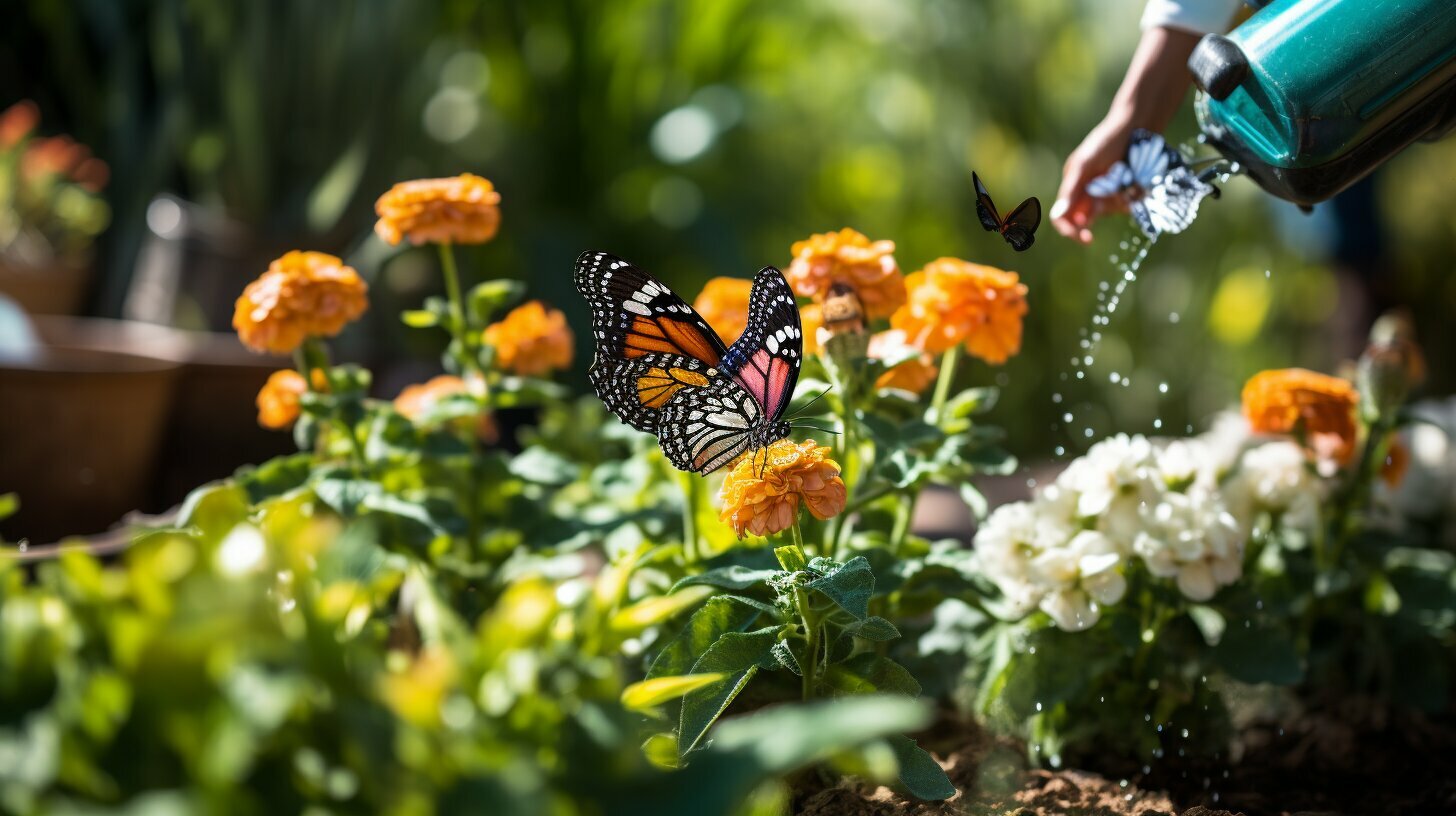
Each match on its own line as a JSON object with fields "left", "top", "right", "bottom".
{"left": 796, "top": 701, "right": 1456, "bottom": 816}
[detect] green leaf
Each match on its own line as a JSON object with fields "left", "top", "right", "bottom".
{"left": 770, "top": 640, "right": 802, "bottom": 676}
{"left": 958, "top": 483, "right": 988, "bottom": 521}
{"left": 679, "top": 626, "right": 783, "bottom": 755}
{"left": 630, "top": 697, "right": 933, "bottom": 816}
{"left": 622, "top": 674, "right": 728, "bottom": 713}
{"left": 885, "top": 735, "right": 955, "bottom": 801}
{"left": 845, "top": 616, "right": 900, "bottom": 642}
{"left": 943, "top": 386, "right": 998, "bottom": 419}
{"left": 648, "top": 596, "right": 773, "bottom": 680}
{"left": 175, "top": 482, "right": 250, "bottom": 544}
{"left": 806, "top": 557, "right": 874, "bottom": 620}
{"left": 611, "top": 585, "right": 716, "bottom": 634}
{"left": 401, "top": 309, "right": 439, "bottom": 328}
{"left": 671, "top": 566, "right": 778, "bottom": 594}
{"left": 0, "top": 492, "right": 18, "bottom": 521}
{"left": 509, "top": 447, "right": 580, "bottom": 485}
{"left": 774, "top": 545, "right": 808, "bottom": 573}
{"left": 824, "top": 653, "right": 922, "bottom": 698}
{"left": 468, "top": 280, "right": 526, "bottom": 321}
{"left": 234, "top": 453, "right": 313, "bottom": 504}
{"left": 1212, "top": 622, "right": 1303, "bottom": 685}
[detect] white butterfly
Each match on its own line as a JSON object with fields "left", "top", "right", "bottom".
{"left": 1086, "top": 129, "right": 1214, "bottom": 239}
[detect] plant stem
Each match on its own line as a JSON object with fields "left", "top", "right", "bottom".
{"left": 1327, "top": 424, "right": 1387, "bottom": 569}
{"left": 929, "top": 346, "right": 962, "bottom": 425}
{"left": 793, "top": 520, "right": 818, "bottom": 700}
{"left": 437, "top": 241, "right": 479, "bottom": 376}
{"left": 679, "top": 470, "right": 701, "bottom": 563}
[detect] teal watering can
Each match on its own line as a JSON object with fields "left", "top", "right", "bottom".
{"left": 1189, "top": 0, "right": 1456, "bottom": 207}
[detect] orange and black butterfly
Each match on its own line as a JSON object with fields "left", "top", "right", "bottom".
{"left": 973, "top": 171, "right": 1041, "bottom": 252}
{"left": 574, "top": 251, "right": 802, "bottom": 474}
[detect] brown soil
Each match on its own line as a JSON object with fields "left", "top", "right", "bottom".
{"left": 793, "top": 701, "right": 1456, "bottom": 816}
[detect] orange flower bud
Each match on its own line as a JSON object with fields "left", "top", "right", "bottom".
{"left": 256, "top": 370, "right": 309, "bottom": 430}
{"left": 394, "top": 375, "right": 498, "bottom": 443}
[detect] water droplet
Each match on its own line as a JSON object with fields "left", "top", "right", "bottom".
{"left": 1084, "top": 428, "right": 1094, "bottom": 438}
{"left": 1169, "top": 312, "right": 1180, "bottom": 323}
{"left": 1049, "top": 754, "right": 1062, "bottom": 768}
{"left": 1158, "top": 382, "right": 1169, "bottom": 394}
{"left": 1181, "top": 728, "right": 1190, "bottom": 738}
{"left": 1055, "top": 446, "right": 1066, "bottom": 456}
{"left": 1119, "top": 779, "right": 1128, "bottom": 788}
{"left": 1035, "top": 702, "right": 1043, "bottom": 712}
{"left": 1063, "top": 413, "right": 1073, "bottom": 423}
{"left": 1153, "top": 419, "right": 1163, "bottom": 429}
{"left": 1026, "top": 477, "right": 1038, "bottom": 488}
{"left": 1052, "top": 393, "right": 1063, "bottom": 403}
{"left": 1109, "top": 372, "right": 1120, "bottom": 383}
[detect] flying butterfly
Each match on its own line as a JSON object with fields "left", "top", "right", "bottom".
{"left": 974, "top": 171, "right": 1042, "bottom": 251}
{"left": 574, "top": 250, "right": 803, "bottom": 474}
{"left": 1085, "top": 128, "right": 1216, "bottom": 239}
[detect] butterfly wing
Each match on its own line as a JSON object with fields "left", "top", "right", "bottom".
{"left": 588, "top": 352, "right": 716, "bottom": 434}
{"left": 1001, "top": 197, "right": 1041, "bottom": 251}
{"left": 1125, "top": 129, "right": 1173, "bottom": 189}
{"left": 575, "top": 250, "right": 730, "bottom": 432}
{"left": 1086, "top": 161, "right": 1133, "bottom": 198}
{"left": 657, "top": 374, "right": 762, "bottom": 474}
{"left": 973, "top": 172, "right": 1003, "bottom": 232}
{"left": 1139, "top": 166, "right": 1213, "bottom": 237}
{"left": 719, "top": 267, "right": 802, "bottom": 423}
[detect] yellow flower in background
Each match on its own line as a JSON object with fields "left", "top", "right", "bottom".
{"left": 394, "top": 374, "right": 498, "bottom": 443}
{"left": 800, "top": 303, "right": 824, "bottom": 355}
{"left": 379, "top": 648, "right": 458, "bottom": 727}
{"left": 1242, "top": 368, "right": 1359, "bottom": 465}
{"left": 869, "top": 329, "right": 938, "bottom": 395}
{"left": 233, "top": 251, "right": 368, "bottom": 355}
{"left": 786, "top": 228, "right": 904, "bottom": 319}
{"left": 891, "top": 257, "right": 1027, "bottom": 364}
{"left": 256, "top": 370, "right": 308, "bottom": 430}
{"left": 719, "top": 439, "right": 846, "bottom": 539}
{"left": 374, "top": 173, "right": 501, "bottom": 246}
{"left": 692, "top": 277, "right": 753, "bottom": 344}
{"left": 483, "top": 300, "right": 574, "bottom": 377}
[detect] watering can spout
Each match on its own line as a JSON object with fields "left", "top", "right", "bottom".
{"left": 1190, "top": 0, "right": 1456, "bottom": 207}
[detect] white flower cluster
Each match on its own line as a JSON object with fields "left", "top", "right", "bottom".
{"left": 975, "top": 419, "right": 1330, "bottom": 632}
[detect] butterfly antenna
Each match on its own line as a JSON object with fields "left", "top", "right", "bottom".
{"left": 787, "top": 385, "right": 835, "bottom": 420}
{"left": 792, "top": 421, "right": 840, "bottom": 435}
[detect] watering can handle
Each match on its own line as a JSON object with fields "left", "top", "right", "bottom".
{"left": 1189, "top": 34, "right": 1249, "bottom": 101}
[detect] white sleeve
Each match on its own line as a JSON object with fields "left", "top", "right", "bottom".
{"left": 1140, "top": 0, "right": 1244, "bottom": 35}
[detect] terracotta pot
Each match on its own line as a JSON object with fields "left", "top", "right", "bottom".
{"left": 32, "top": 316, "right": 295, "bottom": 508}
{"left": 0, "top": 346, "right": 179, "bottom": 543}
{"left": 0, "top": 259, "right": 91, "bottom": 316}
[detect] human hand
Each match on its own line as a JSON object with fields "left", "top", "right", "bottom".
{"left": 1050, "top": 116, "right": 1134, "bottom": 245}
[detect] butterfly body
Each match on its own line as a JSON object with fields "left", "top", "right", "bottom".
{"left": 973, "top": 171, "right": 1041, "bottom": 251}
{"left": 575, "top": 251, "right": 801, "bottom": 474}
{"left": 1085, "top": 129, "right": 1215, "bottom": 238}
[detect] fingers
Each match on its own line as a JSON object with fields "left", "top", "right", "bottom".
{"left": 1051, "top": 168, "right": 1097, "bottom": 245}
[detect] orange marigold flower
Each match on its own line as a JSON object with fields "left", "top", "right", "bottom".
{"left": 256, "top": 370, "right": 309, "bottom": 430}
{"left": 786, "top": 228, "right": 905, "bottom": 319}
{"left": 719, "top": 439, "right": 847, "bottom": 539}
{"left": 869, "top": 329, "right": 938, "bottom": 394}
{"left": 1242, "top": 368, "right": 1359, "bottom": 465}
{"left": 1381, "top": 436, "right": 1409, "bottom": 488}
{"left": 394, "top": 374, "right": 498, "bottom": 443}
{"left": 483, "top": 300, "right": 574, "bottom": 377}
{"left": 233, "top": 251, "right": 369, "bottom": 355}
{"left": 374, "top": 173, "right": 501, "bottom": 246}
{"left": 693, "top": 277, "right": 753, "bottom": 344}
{"left": 891, "top": 257, "right": 1028, "bottom": 363}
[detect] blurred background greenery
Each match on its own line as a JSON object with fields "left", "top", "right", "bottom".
{"left": 4, "top": 0, "right": 1453, "bottom": 466}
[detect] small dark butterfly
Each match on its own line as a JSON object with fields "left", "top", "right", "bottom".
{"left": 574, "top": 251, "right": 802, "bottom": 474}
{"left": 974, "top": 171, "right": 1041, "bottom": 252}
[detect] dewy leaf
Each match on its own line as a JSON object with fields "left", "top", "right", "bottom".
{"left": 648, "top": 596, "right": 772, "bottom": 680}
{"left": 771, "top": 640, "right": 802, "bottom": 676}
{"left": 671, "top": 566, "right": 779, "bottom": 594}
{"left": 621, "top": 674, "right": 728, "bottom": 713}
{"left": 1186, "top": 605, "right": 1226, "bottom": 646}
{"left": 885, "top": 734, "right": 956, "bottom": 801}
{"left": 679, "top": 627, "right": 783, "bottom": 756}
{"left": 508, "top": 447, "right": 580, "bottom": 485}
{"left": 806, "top": 557, "right": 874, "bottom": 620}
